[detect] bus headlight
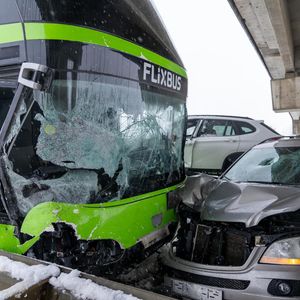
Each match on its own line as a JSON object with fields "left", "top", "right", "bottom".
{"left": 260, "top": 237, "right": 300, "bottom": 265}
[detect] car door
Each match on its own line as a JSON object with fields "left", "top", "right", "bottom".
{"left": 189, "top": 119, "right": 240, "bottom": 170}
{"left": 184, "top": 118, "right": 202, "bottom": 168}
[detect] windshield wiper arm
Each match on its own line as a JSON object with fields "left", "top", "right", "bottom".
{"left": 239, "top": 180, "right": 285, "bottom": 185}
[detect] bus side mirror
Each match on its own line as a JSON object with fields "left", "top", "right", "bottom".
{"left": 18, "top": 63, "right": 53, "bottom": 91}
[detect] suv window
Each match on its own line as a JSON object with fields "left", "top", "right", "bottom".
{"left": 186, "top": 118, "right": 200, "bottom": 137}
{"left": 198, "top": 119, "right": 227, "bottom": 137}
{"left": 224, "top": 121, "right": 236, "bottom": 136}
{"left": 235, "top": 121, "right": 256, "bottom": 135}
{"left": 197, "top": 119, "right": 237, "bottom": 137}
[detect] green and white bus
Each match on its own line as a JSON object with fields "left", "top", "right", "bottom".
{"left": 0, "top": 0, "right": 187, "bottom": 273}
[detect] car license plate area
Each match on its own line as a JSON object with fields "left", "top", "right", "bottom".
{"left": 170, "top": 278, "right": 222, "bottom": 300}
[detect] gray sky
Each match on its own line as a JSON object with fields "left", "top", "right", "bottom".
{"left": 152, "top": 0, "right": 292, "bottom": 135}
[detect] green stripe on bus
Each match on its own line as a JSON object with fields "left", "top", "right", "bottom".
{"left": 22, "top": 22, "right": 186, "bottom": 78}
{"left": 0, "top": 23, "right": 24, "bottom": 44}
{"left": 0, "top": 22, "right": 187, "bottom": 78}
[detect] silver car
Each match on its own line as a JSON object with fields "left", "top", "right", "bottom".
{"left": 163, "top": 137, "right": 300, "bottom": 300}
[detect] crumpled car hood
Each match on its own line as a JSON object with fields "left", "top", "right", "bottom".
{"left": 200, "top": 180, "right": 300, "bottom": 227}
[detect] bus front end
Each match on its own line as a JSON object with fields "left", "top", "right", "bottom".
{"left": 0, "top": 0, "right": 187, "bottom": 273}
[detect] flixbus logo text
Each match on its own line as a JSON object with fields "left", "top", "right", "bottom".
{"left": 143, "top": 62, "right": 182, "bottom": 91}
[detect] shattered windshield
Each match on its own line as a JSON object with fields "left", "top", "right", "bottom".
{"left": 224, "top": 146, "right": 300, "bottom": 185}
{"left": 5, "top": 72, "right": 185, "bottom": 215}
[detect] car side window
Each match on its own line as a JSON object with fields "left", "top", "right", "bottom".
{"left": 224, "top": 121, "right": 236, "bottom": 136}
{"left": 186, "top": 119, "right": 200, "bottom": 137}
{"left": 198, "top": 119, "right": 227, "bottom": 137}
{"left": 235, "top": 121, "right": 256, "bottom": 135}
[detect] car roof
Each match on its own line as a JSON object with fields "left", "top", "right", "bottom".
{"left": 188, "top": 115, "right": 254, "bottom": 120}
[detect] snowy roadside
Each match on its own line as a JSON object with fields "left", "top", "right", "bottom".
{"left": 0, "top": 256, "right": 140, "bottom": 300}
{"left": 0, "top": 255, "right": 59, "bottom": 299}
{"left": 50, "top": 270, "right": 140, "bottom": 300}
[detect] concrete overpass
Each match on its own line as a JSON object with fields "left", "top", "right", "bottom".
{"left": 228, "top": 0, "right": 300, "bottom": 134}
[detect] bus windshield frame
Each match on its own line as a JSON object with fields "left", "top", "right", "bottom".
{"left": 3, "top": 70, "right": 186, "bottom": 215}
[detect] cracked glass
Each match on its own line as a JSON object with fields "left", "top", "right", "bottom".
{"left": 4, "top": 72, "right": 185, "bottom": 215}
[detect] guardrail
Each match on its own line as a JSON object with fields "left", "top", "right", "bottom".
{"left": 0, "top": 251, "right": 175, "bottom": 300}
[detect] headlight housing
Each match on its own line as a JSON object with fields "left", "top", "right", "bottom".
{"left": 260, "top": 237, "right": 300, "bottom": 265}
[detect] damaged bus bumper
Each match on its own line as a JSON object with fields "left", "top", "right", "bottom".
{"left": 0, "top": 183, "right": 180, "bottom": 273}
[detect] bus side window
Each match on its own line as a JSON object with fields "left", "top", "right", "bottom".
{"left": 0, "top": 87, "right": 14, "bottom": 130}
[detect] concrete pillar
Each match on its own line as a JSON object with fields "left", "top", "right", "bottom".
{"left": 272, "top": 77, "right": 300, "bottom": 111}
{"left": 293, "top": 120, "right": 300, "bottom": 135}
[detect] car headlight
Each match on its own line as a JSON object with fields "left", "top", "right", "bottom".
{"left": 260, "top": 237, "right": 300, "bottom": 265}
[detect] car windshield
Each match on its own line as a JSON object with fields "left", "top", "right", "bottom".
{"left": 224, "top": 145, "right": 300, "bottom": 185}
{"left": 4, "top": 72, "right": 186, "bottom": 215}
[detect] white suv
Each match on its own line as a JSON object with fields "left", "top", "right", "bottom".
{"left": 185, "top": 115, "right": 280, "bottom": 173}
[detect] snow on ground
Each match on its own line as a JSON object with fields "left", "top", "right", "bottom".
{"left": 0, "top": 256, "right": 60, "bottom": 299}
{"left": 50, "top": 269, "right": 140, "bottom": 300}
{"left": 0, "top": 256, "right": 140, "bottom": 300}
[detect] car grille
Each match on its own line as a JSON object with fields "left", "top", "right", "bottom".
{"left": 191, "top": 224, "right": 252, "bottom": 266}
{"left": 165, "top": 266, "right": 250, "bottom": 290}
